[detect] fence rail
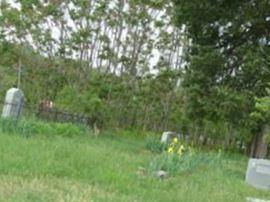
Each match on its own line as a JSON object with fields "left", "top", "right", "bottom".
{"left": 37, "top": 108, "right": 92, "bottom": 126}
{"left": 0, "top": 101, "right": 94, "bottom": 127}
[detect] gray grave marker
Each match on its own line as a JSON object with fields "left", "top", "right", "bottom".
{"left": 2, "top": 87, "right": 24, "bottom": 119}
{"left": 245, "top": 158, "right": 270, "bottom": 190}
{"left": 161, "top": 131, "right": 182, "bottom": 144}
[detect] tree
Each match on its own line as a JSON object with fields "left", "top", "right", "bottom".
{"left": 174, "top": 0, "right": 270, "bottom": 156}
{"left": 0, "top": 0, "right": 188, "bottom": 134}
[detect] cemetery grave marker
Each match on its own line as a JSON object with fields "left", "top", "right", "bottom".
{"left": 246, "top": 158, "right": 270, "bottom": 190}
{"left": 2, "top": 86, "right": 24, "bottom": 120}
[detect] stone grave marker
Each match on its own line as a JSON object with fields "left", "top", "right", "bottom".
{"left": 245, "top": 158, "right": 270, "bottom": 190}
{"left": 246, "top": 197, "right": 270, "bottom": 202}
{"left": 2, "top": 86, "right": 24, "bottom": 119}
{"left": 161, "top": 131, "right": 182, "bottom": 144}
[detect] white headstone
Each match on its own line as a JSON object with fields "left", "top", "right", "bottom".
{"left": 161, "top": 131, "right": 181, "bottom": 144}
{"left": 2, "top": 87, "right": 24, "bottom": 119}
{"left": 245, "top": 158, "right": 270, "bottom": 190}
{"left": 246, "top": 197, "right": 270, "bottom": 202}
{"left": 155, "top": 170, "right": 168, "bottom": 179}
{"left": 161, "top": 131, "right": 171, "bottom": 143}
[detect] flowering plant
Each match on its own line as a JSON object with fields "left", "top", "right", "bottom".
{"left": 148, "top": 138, "right": 223, "bottom": 177}
{"left": 167, "top": 138, "right": 193, "bottom": 156}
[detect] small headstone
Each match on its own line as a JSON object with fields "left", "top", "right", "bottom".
{"left": 245, "top": 158, "right": 270, "bottom": 190}
{"left": 2, "top": 87, "right": 24, "bottom": 119}
{"left": 161, "top": 131, "right": 181, "bottom": 144}
{"left": 155, "top": 170, "right": 168, "bottom": 179}
{"left": 246, "top": 197, "right": 270, "bottom": 202}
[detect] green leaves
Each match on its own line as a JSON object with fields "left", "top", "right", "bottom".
{"left": 173, "top": 0, "right": 270, "bottom": 144}
{"left": 250, "top": 92, "right": 270, "bottom": 123}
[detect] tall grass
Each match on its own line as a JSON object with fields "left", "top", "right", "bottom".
{"left": 148, "top": 150, "right": 223, "bottom": 176}
{"left": 0, "top": 118, "right": 269, "bottom": 201}
{"left": 145, "top": 135, "right": 167, "bottom": 154}
{"left": 0, "top": 131, "right": 269, "bottom": 202}
{"left": 0, "top": 117, "right": 89, "bottom": 138}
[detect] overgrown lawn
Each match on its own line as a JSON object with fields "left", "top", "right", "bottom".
{"left": 0, "top": 129, "right": 269, "bottom": 201}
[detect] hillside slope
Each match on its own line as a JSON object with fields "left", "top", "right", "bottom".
{"left": 0, "top": 130, "right": 269, "bottom": 202}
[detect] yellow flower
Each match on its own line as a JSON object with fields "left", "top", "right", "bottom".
{"left": 180, "top": 145, "right": 185, "bottom": 151}
{"left": 173, "top": 137, "right": 178, "bottom": 144}
{"left": 177, "top": 145, "right": 185, "bottom": 156}
{"left": 168, "top": 147, "right": 174, "bottom": 154}
{"left": 177, "top": 149, "right": 183, "bottom": 156}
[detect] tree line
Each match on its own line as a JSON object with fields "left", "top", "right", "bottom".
{"left": 0, "top": 0, "right": 185, "bottom": 130}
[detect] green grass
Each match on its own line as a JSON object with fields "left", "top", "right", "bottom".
{"left": 0, "top": 117, "right": 89, "bottom": 138}
{"left": 0, "top": 125, "right": 269, "bottom": 201}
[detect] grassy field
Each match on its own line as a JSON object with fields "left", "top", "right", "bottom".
{"left": 0, "top": 126, "right": 269, "bottom": 202}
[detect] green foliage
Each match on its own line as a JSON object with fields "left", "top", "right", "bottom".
{"left": 0, "top": 0, "right": 185, "bottom": 132}
{"left": 55, "top": 81, "right": 109, "bottom": 127}
{"left": 0, "top": 43, "right": 185, "bottom": 131}
{"left": 0, "top": 131, "right": 269, "bottom": 201}
{"left": 52, "top": 69, "right": 184, "bottom": 130}
{"left": 0, "top": 118, "right": 17, "bottom": 134}
{"left": 145, "top": 135, "right": 166, "bottom": 154}
{"left": 0, "top": 117, "right": 89, "bottom": 138}
{"left": 174, "top": 0, "right": 270, "bottom": 149}
{"left": 249, "top": 91, "right": 270, "bottom": 146}
{"left": 250, "top": 91, "right": 270, "bottom": 124}
{"left": 148, "top": 138, "right": 203, "bottom": 175}
{"left": 1, "top": 0, "right": 269, "bottom": 154}
{"left": 149, "top": 149, "right": 222, "bottom": 176}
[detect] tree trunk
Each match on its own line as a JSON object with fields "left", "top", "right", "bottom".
{"left": 250, "top": 125, "right": 269, "bottom": 159}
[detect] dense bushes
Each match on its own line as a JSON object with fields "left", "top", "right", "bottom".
{"left": 0, "top": 43, "right": 184, "bottom": 131}
{"left": 53, "top": 70, "right": 184, "bottom": 131}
